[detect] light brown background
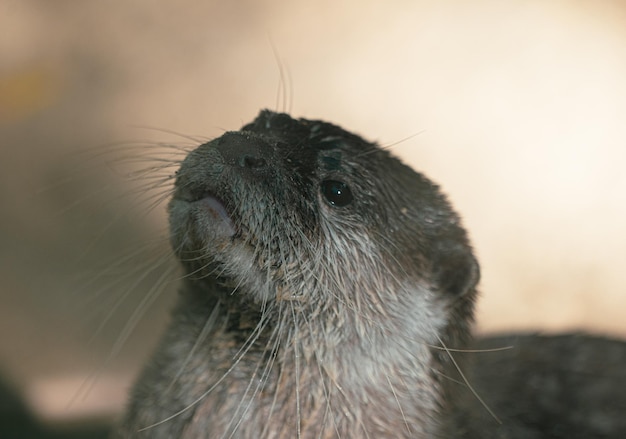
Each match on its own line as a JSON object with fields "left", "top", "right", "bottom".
{"left": 1, "top": 0, "right": 625, "bottom": 426}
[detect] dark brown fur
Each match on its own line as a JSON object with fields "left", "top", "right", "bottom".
{"left": 114, "top": 111, "right": 626, "bottom": 438}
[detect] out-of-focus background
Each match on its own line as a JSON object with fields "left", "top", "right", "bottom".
{"left": 1, "top": 0, "right": 625, "bottom": 433}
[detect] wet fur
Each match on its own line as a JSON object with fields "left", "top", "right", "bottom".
{"left": 113, "top": 111, "right": 626, "bottom": 438}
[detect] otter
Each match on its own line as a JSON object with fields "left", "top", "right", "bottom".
{"left": 114, "top": 110, "right": 626, "bottom": 438}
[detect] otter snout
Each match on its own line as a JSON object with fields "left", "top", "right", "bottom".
{"left": 214, "top": 131, "right": 274, "bottom": 178}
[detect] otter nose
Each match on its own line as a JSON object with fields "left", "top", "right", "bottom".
{"left": 214, "top": 131, "right": 271, "bottom": 173}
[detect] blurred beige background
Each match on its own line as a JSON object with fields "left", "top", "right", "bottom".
{"left": 1, "top": 0, "right": 625, "bottom": 427}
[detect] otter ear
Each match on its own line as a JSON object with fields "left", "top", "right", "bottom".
{"left": 434, "top": 249, "right": 480, "bottom": 297}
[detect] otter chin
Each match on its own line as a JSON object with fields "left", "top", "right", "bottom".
{"left": 114, "top": 110, "right": 626, "bottom": 438}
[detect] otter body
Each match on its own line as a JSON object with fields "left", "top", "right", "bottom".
{"left": 115, "top": 111, "right": 626, "bottom": 438}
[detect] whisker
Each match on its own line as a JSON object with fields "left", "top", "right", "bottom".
{"left": 269, "top": 39, "right": 293, "bottom": 115}
{"left": 289, "top": 301, "right": 302, "bottom": 439}
{"left": 435, "top": 333, "right": 501, "bottom": 425}
{"left": 386, "top": 374, "right": 411, "bottom": 436}
{"left": 125, "top": 124, "right": 210, "bottom": 144}
{"left": 165, "top": 303, "right": 221, "bottom": 394}
{"left": 224, "top": 301, "right": 279, "bottom": 438}
{"left": 138, "top": 303, "right": 272, "bottom": 432}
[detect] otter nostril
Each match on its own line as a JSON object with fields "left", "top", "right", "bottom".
{"left": 242, "top": 155, "right": 267, "bottom": 169}
{"left": 214, "top": 132, "right": 272, "bottom": 172}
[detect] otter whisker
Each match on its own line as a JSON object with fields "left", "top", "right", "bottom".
{"left": 386, "top": 373, "right": 412, "bottom": 436}
{"left": 269, "top": 40, "right": 293, "bottom": 116}
{"left": 125, "top": 125, "right": 209, "bottom": 145}
{"left": 71, "top": 258, "right": 175, "bottom": 406}
{"left": 138, "top": 305, "right": 273, "bottom": 432}
{"left": 165, "top": 303, "right": 221, "bottom": 394}
{"left": 80, "top": 249, "right": 173, "bottom": 340}
{"left": 109, "top": 262, "right": 176, "bottom": 360}
{"left": 221, "top": 312, "right": 278, "bottom": 438}
{"left": 434, "top": 333, "right": 501, "bottom": 425}
{"left": 258, "top": 304, "right": 287, "bottom": 438}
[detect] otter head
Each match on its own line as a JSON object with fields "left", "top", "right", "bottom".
{"left": 167, "top": 110, "right": 479, "bottom": 435}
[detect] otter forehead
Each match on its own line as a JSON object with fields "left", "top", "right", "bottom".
{"left": 234, "top": 109, "right": 380, "bottom": 179}
{"left": 241, "top": 109, "right": 374, "bottom": 152}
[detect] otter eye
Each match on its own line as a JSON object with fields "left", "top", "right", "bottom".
{"left": 320, "top": 180, "right": 353, "bottom": 207}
